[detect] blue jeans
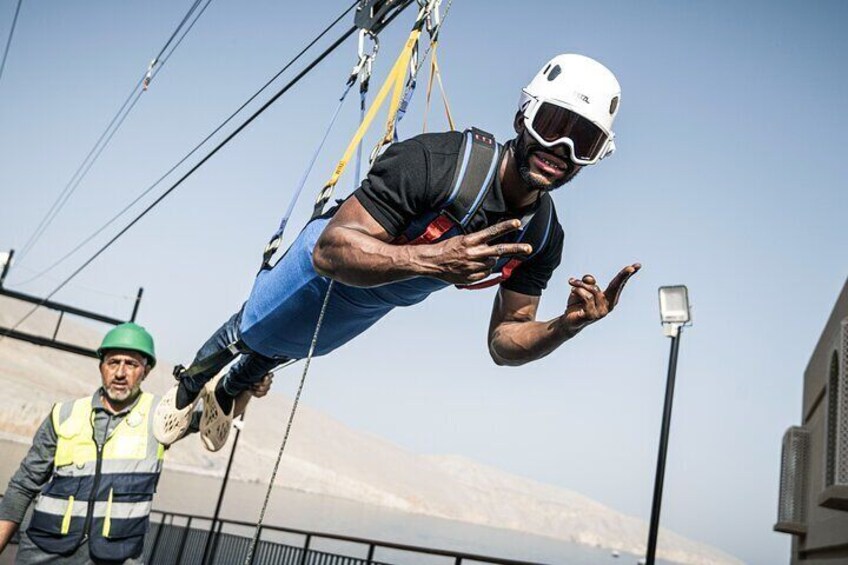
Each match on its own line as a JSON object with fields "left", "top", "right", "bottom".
{"left": 180, "top": 309, "right": 287, "bottom": 396}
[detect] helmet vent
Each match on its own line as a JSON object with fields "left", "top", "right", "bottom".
{"left": 609, "top": 96, "right": 619, "bottom": 115}
{"left": 547, "top": 65, "right": 561, "bottom": 81}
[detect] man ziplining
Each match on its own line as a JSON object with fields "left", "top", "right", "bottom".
{"left": 153, "top": 53, "right": 641, "bottom": 452}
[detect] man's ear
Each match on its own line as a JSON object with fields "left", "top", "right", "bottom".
{"left": 513, "top": 111, "right": 525, "bottom": 135}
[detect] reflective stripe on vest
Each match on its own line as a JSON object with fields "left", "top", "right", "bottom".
{"left": 28, "top": 392, "right": 164, "bottom": 561}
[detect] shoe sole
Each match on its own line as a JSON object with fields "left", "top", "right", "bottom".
{"left": 153, "top": 386, "right": 197, "bottom": 446}
{"left": 199, "top": 374, "right": 234, "bottom": 452}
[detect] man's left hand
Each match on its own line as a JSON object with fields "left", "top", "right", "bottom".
{"left": 560, "top": 263, "right": 641, "bottom": 334}
{"left": 249, "top": 374, "right": 273, "bottom": 398}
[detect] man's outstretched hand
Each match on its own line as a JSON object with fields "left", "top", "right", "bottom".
{"left": 561, "top": 263, "right": 641, "bottom": 334}
{"left": 432, "top": 219, "right": 533, "bottom": 285}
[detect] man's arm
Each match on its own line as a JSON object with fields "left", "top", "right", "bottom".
{"left": 0, "top": 520, "right": 18, "bottom": 552}
{"left": 488, "top": 265, "right": 640, "bottom": 366}
{"left": 0, "top": 413, "right": 57, "bottom": 554}
{"left": 313, "top": 197, "right": 532, "bottom": 287}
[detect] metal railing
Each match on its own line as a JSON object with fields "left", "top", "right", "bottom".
{"left": 145, "top": 509, "right": 542, "bottom": 565}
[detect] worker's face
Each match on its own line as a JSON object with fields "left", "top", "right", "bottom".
{"left": 100, "top": 350, "right": 150, "bottom": 404}
{"left": 513, "top": 113, "right": 583, "bottom": 191}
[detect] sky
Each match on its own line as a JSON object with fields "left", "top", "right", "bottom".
{"left": 1, "top": 1, "right": 847, "bottom": 563}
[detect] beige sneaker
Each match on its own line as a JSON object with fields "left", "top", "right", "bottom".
{"left": 153, "top": 385, "right": 198, "bottom": 446}
{"left": 199, "top": 374, "right": 234, "bottom": 452}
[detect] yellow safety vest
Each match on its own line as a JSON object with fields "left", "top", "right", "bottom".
{"left": 27, "top": 392, "right": 164, "bottom": 561}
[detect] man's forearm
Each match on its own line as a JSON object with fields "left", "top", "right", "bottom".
{"left": 0, "top": 519, "right": 19, "bottom": 554}
{"left": 489, "top": 316, "right": 579, "bottom": 366}
{"left": 313, "top": 226, "right": 441, "bottom": 287}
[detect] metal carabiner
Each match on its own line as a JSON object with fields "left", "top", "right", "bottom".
{"left": 425, "top": 0, "right": 441, "bottom": 37}
{"left": 349, "top": 29, "right": 379, "bottom": 86}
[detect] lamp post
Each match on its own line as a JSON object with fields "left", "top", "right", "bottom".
{"left": 645, "top": 285, "right": 691, "bottom": 565}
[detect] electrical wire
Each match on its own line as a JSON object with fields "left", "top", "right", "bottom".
{"left": 0, "top": 0, "right": 22, "bottom": 87}
{"left": 14, "top": 0, "right": 213, "bottom": 265}
{"left": 2, "top": 0, "right": 416, "bottom": 343}
{"left": 9, "top": 0, "right": 358, "bottom": 288}
{"left": 1, "top": 1, "right": 393, "bottom": 342}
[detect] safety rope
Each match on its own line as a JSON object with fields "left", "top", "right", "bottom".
{"left": 242, "top": 280, "right": 335, "bottom": 565}
{"left": 311, "top": 2, "right": 437, "bottom": 219}
{"left": 310, "top": 29, "right": 419, "bottom": 216}
{"left": 262, "top": 30, "right": 379, "bottom": 270}
{"left": 391, "top": 0, "right": 454, "bottom": 140}
{"left": 260, "top": 81, "right": 356, "bottom": 269}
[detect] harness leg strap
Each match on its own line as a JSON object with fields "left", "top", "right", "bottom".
{"left": 173, "top": 340, "right": 249, "bottom": 381}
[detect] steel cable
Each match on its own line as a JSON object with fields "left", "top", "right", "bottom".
{"left": 15, "top": 0, "right": 214, "bottom": 265}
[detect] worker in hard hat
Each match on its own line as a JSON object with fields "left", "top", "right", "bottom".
{"left": 0, "top": 322, "right": 271, "bottom": 563}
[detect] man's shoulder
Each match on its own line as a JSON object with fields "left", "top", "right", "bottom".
{"left": 404, "top": 130, "right": 465, "bottom": 156}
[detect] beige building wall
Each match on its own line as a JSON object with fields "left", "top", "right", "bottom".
{"left": 776, "top": 278, "right": 848, "bottom": 564}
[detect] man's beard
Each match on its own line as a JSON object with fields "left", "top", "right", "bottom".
{"left": 104, "top": 382, "right": 140, "bottom": 403}
{"left": 514, "top": 134, "right": 580, "bottom": 191}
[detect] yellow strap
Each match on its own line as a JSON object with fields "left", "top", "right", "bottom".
{"left": 423, "top": 43, "right": 454, "bottom": 132}
{"left": 433, "top": 50, "right": 455, "bottom": 130}
{"left": 61, "top": 496, "right": 75, "bottom": 535}
{"left": 423, "top": 45, "right": 436, "bottom": 132}
{"left": 318, "top": 28, "right": 421, "bottom": 204}
{"left": 102, "top": 488, "right": 113, "bottom": 537}
{"left": 380, "top": 36, "right": 416, "bottom": 147}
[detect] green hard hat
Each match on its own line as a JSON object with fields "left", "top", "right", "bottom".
{"left": 98, "top": 322, "right": 157, "bottom": 368}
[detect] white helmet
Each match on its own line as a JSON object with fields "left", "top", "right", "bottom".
{"left": 518, "top": 54, "right": 621, "bottom": 165}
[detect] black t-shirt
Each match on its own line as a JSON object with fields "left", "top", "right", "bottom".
{"left": 354, "top": 131, "right": 564, "bottom": 296}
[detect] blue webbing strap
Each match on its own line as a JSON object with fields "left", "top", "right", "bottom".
{"left": 261, "top": 80, "right": 356, "bottom": 270}
{"left": 392, "top": 75, "right": 417, "bottom": 142}
{"left": 443, "top": 128, "right": 499, "bottom": 230}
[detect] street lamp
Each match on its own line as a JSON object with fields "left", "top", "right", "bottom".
{"left": 645, "top": 285, "right": 691, "bottom": 565}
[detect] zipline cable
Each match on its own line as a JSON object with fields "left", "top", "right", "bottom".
{"left": 152, "top": 0, "right": 204, "bottom": 67}
{"left": 0, "top": 0, "right": 22, "bottom": 88}
{"left": 14, "top": 0, "right": 213, "bottom": 266}
{"left": 9, "top": 0, "right": 358, "bottom": 288}
{"left": 1, "top": 1, "right": 411, "bottom": 343}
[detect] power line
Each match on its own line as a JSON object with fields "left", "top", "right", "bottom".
{"left": 3, "top": 0, "right": 415, "bottom": 342}
{"left": 10, "top": 0, "right": 359, "bottom": 288}
{"left": 0, "top": 0, "right": 22, "bottom": 87}
{"left": 15, "top": 0, "right": 214, "bottom": 265}
{"left": 1, "top": 1, "right": 385, "bottom": 342}
{"left": 154, "top": 0, "right": 204, "bottom": 63}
